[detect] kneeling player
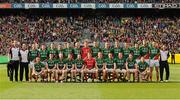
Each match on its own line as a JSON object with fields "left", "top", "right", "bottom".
{"left": 45, "top": 54, "right": 56, "bottom": 82}
{"left": 83, "top": 53, "right": 98, "bottom": 82}
{"left": 103, "top": 53, "right": 116, "bottom": 82}
{"left": 114, "top": 53, "right": 126, "bottom": 81}
{"left": 74, "top": 54, "right": 84, "bottom": 82}
{"left": 32, "top": 57, "right": 46, "bottom": 82}
{"left": 126, "top": 53, "right": 138, "bottom": 82}
{"left": 138, "top": 57, "right": 150, "bottom": 82}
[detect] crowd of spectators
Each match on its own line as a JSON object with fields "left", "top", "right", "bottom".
{"left": 0, "top": 15, "right": 179, "bottom": 55}
{"left": 0, "top": 0, "right": 179, "bottom": 3}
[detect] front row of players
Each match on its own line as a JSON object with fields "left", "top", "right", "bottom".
{"left": 31, "top": 52, "right": 150, "bottom": 83}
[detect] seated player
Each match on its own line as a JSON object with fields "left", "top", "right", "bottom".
{"left": 74, "top": 54, "right": 84, "bottom": 82}
{"left": 95, "top": 52, "right": 105, "bottom": 82}
{"left": 103, "top": 53, "right": 116, "bottom": 82}
{"left": 83, "top": 52, "right": 98, "bottom": 82}
{"left": 138, "top": 57, "right": 150, "bottom": 82}
{"left": 45, "top": 54, "right": 56, "bottom": 82}
{"left": 64, "top": 54, "right": 75, "bottom": 82}
{"left": 126, "top": 53, "right": 138, "bottom": 82}
{"left": 56, "top": 53, "right": 66, "bottom": 83}
{"left": 32, "top": 57, "right": 46, "bottom": 82}
{"left": 114, "top": 52, "right": 127, "bottom": 81}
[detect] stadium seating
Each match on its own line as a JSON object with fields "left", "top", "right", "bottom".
{"left": 0, "top": 15, "right": 179, "bottom": 55}
{"left": 0, "top": 0, "right": 179, "bottom": 3}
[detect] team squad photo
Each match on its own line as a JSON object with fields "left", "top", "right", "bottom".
{"left": 8, "top": 40, "right": 171, "bottom": 83}
{"left": 0, "top": 1, "right": 180, "bottom": 99}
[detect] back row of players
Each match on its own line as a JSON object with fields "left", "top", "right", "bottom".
{"left": 18, "top": 40, "right": 160, "bottom": 82}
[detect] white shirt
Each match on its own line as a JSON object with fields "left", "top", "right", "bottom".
{"left": 160, "top": 50, "right": 169, "bottom": 61}
{"left": 20, "top": 50, "right": 29, "bottom": 63}
{"left": 10, "top": 47, "right": 20, "bottom": 61}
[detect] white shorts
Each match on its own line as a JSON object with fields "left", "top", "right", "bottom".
{"left": 116, "top": 69, "right": 126, "bottom": 73}
{"left": 128, "top": 69, "right": 136, "bottom": 73}
{"left": 87, "top": 68, "right": 96, "bottom": 73}
{"left": 77, "top": 69, "right": 81, "bottom": 72}
{"left": 41, "top": 61, "right": 47, "bottom": 65}
{"left": 145, "top": 59, "right": 150, "bottom": 65}
{"left": 107, "top": 68, "right": 114, "bottom": 73}
{"left": 29, "top": 61, "right": 34, "bottom": 69}
{"left": 150, "top": 59, "right": 159, "bottom": 67}
{"left": 136, "top": 59, "right": 140, "bottom": 64}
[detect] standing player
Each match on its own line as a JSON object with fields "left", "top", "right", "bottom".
{"left": 95, "top": 52, "right": 105, "bottom": 81}
{"left": 32, "top": 57, "right": 46, "bottom": 82}
{"left": 103, "top": 53, "right": 116, "bottom": 82}
{"left": 39, "top": 44, "right": 48, "bottom": 64}
{"left": 63, "top": 42, "right": 73, "bottom": 58}
{"left": 83, "top": 53, "right": 98, "bottom": 82}
{"left": 122, "top": 43, "right": 131, "bottom": 60}
{"left": 140, "top": 40, "right": 150, "bottom": 65}
{"left": 114, "top": 53, "right": 126, "bottom": 81}
{"left": 29, "top": 44, "right": 39, "bottom": 82}
{"left": 112, "top": 41, "right": 122, "bottom": 58}
{"left": 56, "top": 53, "right": 66, "bottom": 82}
{"left": 102, "top": 42, "right": 112, "bottom": 58}
{"left": 57, "top": 44, "right": 63, "bottom": 55}
{"left": 91, "top": 41, "right": 101, "bottom": 58}
{"left": 126, "top": 53, "right": 138, "bottom": 82}
{"left": 48, "top": 43, "right": 58, "bottom": 58}
{"left": 137, "top": 57, "right": 150, "bottom": 82}
{"left": 45, "top": 54, "right": 56, "bottom": 82}
{"left": 81, "top": 41, "right": 91, "bottom": 59}
{"left": 74, "top": 54, "right": 84, "bottom": 82}
{"left": 73, "top": 42, "right": 81, "bottom": 59}
{"left": 131, "top": 43, "right": 141, "bottom": 64}
{"left": 149, "top": 42, "right": 160, "bottom": 81}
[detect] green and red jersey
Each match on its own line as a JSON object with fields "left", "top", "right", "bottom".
{"left": 138, "top": 61, "right": 149, "bottom": 72}
{"left": 29, "top": 49, "right": 39, "bottom": 61}
{"left": 91, "top": 47, "right": 101, "bottom": 57}
{"left": 150, "top": 47, "right": 160, "bottom": 60}
{"left": 126, "top": 58, "right": 136, "bottom": 69}
{"left": 39, "top": 49, "right": 48, "bottom": 61}
{"left": 34, "top": 62, "right": 45, "bottom": 72}
{"left": 104, "top": 58, "right": 115, "bottom": 69}
{"left": 114, "top": 58, "right": 126, "bottom": 70}
{"left": 96, "top": 58, "right": 104, "bottom": 69}
{"left": 46, "top": 59, "right": 56, "bottom": 69}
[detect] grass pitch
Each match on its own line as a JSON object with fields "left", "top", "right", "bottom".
{"left": 0, "top": 64, "right": 180, "bottom": 99}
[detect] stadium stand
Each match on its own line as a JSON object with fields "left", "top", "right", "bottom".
{"left": 0, "top": 0, "right": 179, "bottom": 3}
{"left": 0, "top": 9, "right": 179, "bottom": 56}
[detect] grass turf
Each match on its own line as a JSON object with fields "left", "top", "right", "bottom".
{"left": 0, "top": 64, "right": 180, "bottom": 99}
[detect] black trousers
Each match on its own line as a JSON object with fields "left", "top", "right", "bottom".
{"left": 159, "top": 61, "right": 170, "bottom": 81}
{"left": 9, "top": 60, "right": 19, "bottom": 82}
{"left": 20, "top": 62, "right": 29, "bottom": 81}
{"left": 171, "top": 56, "right": 175, "bottom": 64}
